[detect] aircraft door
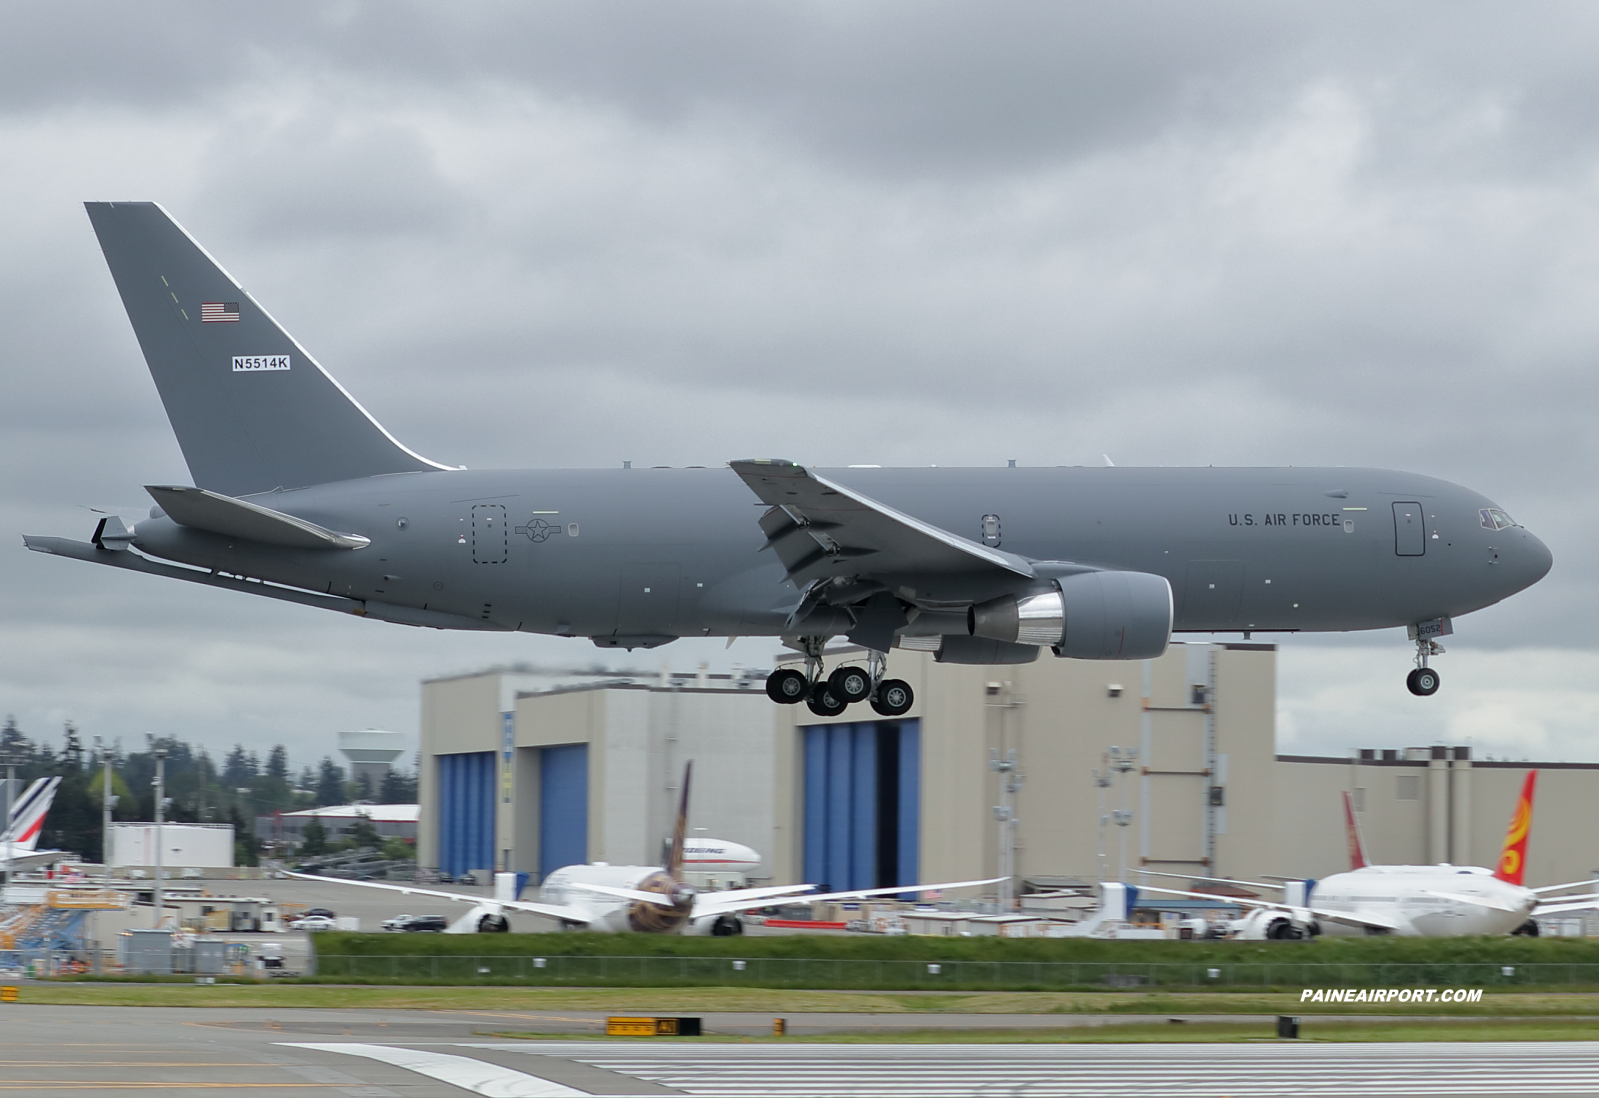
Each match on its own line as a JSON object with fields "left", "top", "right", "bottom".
{"left": 1392, "top": 502, "right": 1425, "bottom": 557}
{"left": 473, "top": 504, "right": 508, "bottom": 564}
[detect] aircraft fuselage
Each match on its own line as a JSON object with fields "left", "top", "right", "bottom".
{"left": 127, "top": 464, "right": 1552, "bottom": 644}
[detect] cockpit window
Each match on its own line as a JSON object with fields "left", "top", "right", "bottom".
{"left": 1479, "top": 508, "right": 1517, "bottom": 531}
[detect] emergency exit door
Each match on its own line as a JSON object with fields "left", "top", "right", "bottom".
{"left": 1392, "top": 501, "right": 1426, "bottom": 557}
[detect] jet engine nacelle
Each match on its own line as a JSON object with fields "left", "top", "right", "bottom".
{"left": 968, "top": 570, "right": 1173, "bottom": 660}
{"left": 683, "top": 913, "right": 744, "bottom": 936}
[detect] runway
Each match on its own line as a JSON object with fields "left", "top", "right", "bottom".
{"left": 4, "top": 1006, "right": 1599, "bottom": 1096}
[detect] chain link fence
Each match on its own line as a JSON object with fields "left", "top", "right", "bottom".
{"left": 307, "top": 954, "right": 1599, "bottom": 989}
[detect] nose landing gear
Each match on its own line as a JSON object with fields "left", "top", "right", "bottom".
{"left": 1407, "top": 637, "right": 1444, "bottom": 696}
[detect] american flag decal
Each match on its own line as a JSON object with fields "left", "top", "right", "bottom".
{"left": 200, "top": 301, "right": 241, "bottom": 323}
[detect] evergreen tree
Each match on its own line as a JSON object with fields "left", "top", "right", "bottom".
{"left": 229, "top": 804, "right": 260, "bottom": 867}
{"left": 315, "top": 758, "right": 345, "bottom": 806}
{"left": 378, "top": 765, "right": 418, "bottom": 804}
{"left": 299, "top": 815, "right": 328, "bottom": 856}
{"left": 266, "top": 745, "right": 289, "bottom": 781}
{"left": 348, "top": 811, "right": 380, "bottom": 850}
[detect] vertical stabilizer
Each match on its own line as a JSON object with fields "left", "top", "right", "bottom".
{"left": 1342, "top": 790, "right": 1370, "bottom": 870}
{"left": 666, "top": 762, "right": 692, "bottom": 878}
{"left": 2, "top": 776, "right": 61, "bottom": 854}
{"left": 84, "top": 202, "right": 450, "bottom": 496}
{"left": 1493, "top": 770, "right": 1538, "bottom": 885}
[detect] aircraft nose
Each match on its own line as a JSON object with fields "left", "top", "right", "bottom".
{"left": 1508, "top": 528, "right": 1553, "bottom": 590}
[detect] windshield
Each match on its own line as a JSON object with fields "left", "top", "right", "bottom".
{"left": 1479, "top": 508, "right": 1518, "bottom": 531}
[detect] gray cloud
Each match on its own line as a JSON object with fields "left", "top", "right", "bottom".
{"left": 2, "top": 2, "right": 1596, "bottom": 765}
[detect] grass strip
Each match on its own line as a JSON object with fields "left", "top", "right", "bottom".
{"left": 20, "top": 984, "right": 1599, "bottom": 1016}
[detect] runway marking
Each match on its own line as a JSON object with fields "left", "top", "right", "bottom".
{"left": 0, "top": 1085, "right": 335, "bottom": 1090}
{"left": 285, "top": 1043, "right": 590, "bottom": 1097}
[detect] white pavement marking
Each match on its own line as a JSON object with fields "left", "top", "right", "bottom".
{"left": 465, "top": 1040, "right": 1599, "bottom": 1096}
{"left": 284, "top": 1043, "right": 592, "bottom": 1097}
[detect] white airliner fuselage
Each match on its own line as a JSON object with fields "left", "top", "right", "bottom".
{"left": 1236, "top": 864, "right": 1537, "bottom": 939}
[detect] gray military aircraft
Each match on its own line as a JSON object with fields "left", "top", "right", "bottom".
{"left": 24, "top": 203, "right": 1552, "bottom": 712}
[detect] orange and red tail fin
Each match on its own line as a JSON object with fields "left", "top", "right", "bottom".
{"left": 1494, "top": 770, "right": 1538, "bottom": 885}
{"left": 1342, "top": 790, "right": 1369, "bottom": 870}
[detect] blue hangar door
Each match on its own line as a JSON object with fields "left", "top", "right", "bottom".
{"left": 437, "top": 752, "right": 495, "bottom": 879}
{"left": 802, "top": 720, "right": 920, "bottom": 893}
{"left": 538, "top": 744, "right": 589, "bottom": 882}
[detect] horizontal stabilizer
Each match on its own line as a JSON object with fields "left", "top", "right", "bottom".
{"left": 147, "top": 485, "right": 369, "bottom": 550}
{"left": 23, "top": 536, "right": 508, "bottom": 631}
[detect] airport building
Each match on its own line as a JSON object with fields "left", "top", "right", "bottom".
{"left": 418, "top": 645, "right": 1599, "bottom": 897}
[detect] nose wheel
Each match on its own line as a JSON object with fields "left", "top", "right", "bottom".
{"left": 1406, "top": 667, "right": 1440, "bottom": 696}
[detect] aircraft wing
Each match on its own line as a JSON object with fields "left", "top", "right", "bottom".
{"left": 693, "top": 876, "right": 1004, "bottom": 919}
{"left": 1134, "top": 868, "right": 1281, "bottom": 892}
{"left": 281, "top": 872, "right": 591, "bottom": 924}
{"left": 1533, "top": 897, "right": 1599, "bottom": 916}
{"left": 1135, "top": 883, "right": 1408, "bottom": 933}
{"left": 730, "top": 459, "right": 1034, "bottom": 587}
{"left": 1532, "top": 880, "right": 1599, "bottom": 894}
{"left": 690, "top": 883, "right": 818, "bottom": 915}
{"left": 1420, "top": 889, "right": 1527, "bottom": 914}
{"left": 568, "top": 882, "right": 677, "bottom": 908}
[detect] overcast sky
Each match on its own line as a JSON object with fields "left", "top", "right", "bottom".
{"left": 2, "top": 2, "right": 1595, "bottom": 770}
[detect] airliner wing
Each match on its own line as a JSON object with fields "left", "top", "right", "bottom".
{"left": 1534, "top": 895, "right": 1599, "bottom": 916}
{"left": 1135, "top": 883, "right": 1408, "bottom": 933}
{"left": 1420, "top": 888, "right": 1526, "bottom": 914}
{"left": 693, "top": 877, "right": 1004, "bottom": 919}
{"left": 1532, "top": 880, "right": 1599, "bottom": 894}
{"left": 282, "top": 872, "right": 591, "bottom": 924}
{"left": 568, "top": 882, "right": 676, "bottom": 908}
{"left": 1134, "top": 869, "right": 1281, "bottom": 892}
{"left": 730, "top": 459, "right": 1034, "bottom": 585}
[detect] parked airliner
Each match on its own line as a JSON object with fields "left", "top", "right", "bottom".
{"left": 291, "top": 764, "right": 998, "bottom": 934}
{"left": 1140, "top": 772, "right": 1599, "bottom": 938}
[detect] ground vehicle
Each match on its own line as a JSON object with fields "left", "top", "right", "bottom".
{"left": 401, "top": 915, "right": 449, "bottom": 932}
{"left": 292, "top": 915, "right": 336, "bottom": 932}
{"left": 381, "top": 914, "right": 414, "bottom": 931}
{"left": 302, "top": 907, "right": 336, "bottom": 918}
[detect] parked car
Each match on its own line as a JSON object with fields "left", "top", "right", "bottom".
{"left": 293, "top": 915, "right": 337, "bottom": 932}
{"left": 381, "top": 914, "right": 414, "bottom": 932}
{"left": 402, "top": 914, "right": 449, "bottom": 933}
{"left": 303, "top": 907, "right": 336, "bottom": 918}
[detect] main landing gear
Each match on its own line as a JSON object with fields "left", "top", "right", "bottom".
{"left": 1406, "top": 636, "right": 1444, "bottom": 697}
{"left": 765, "top": 643, "right": 914, "bottom": 717}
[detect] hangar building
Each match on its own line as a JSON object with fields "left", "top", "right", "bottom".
{"left": 418, "top": 645, "right": 1599, "bottom": 895}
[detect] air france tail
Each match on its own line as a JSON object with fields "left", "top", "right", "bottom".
{"left": 2, "top": 776, "right": 61, "bottom": 854}
{"left": 84, "top": 202, "right": 451, "bottom": 498}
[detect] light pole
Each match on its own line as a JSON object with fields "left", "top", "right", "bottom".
{"left": 990, "top": 748, "right": 1023, "bottom": 911}
{"left": 1103, "top": 746, "right": 1139, "bottom": 881}
{"left": 152, "top": 748, "right": 167, "bottom": 929}
{"left": 95, "top": 737, "right": 118, "bottom": 878}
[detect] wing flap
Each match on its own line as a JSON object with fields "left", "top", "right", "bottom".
{"left": 731, "top": 459, "right": 1032, "bottom": 585}
{"left": 147, "top": 484, "right": 370, "bottom": 550}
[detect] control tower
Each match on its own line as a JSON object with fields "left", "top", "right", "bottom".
{"left": 337, "top": 730, "right": 408, "bottom": 794}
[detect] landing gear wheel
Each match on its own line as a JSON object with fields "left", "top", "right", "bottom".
{"left": 766, "top": 668, "right": 810, "bottom": 704}
{"left": 870, "top": 678, "right": 915, "bottom": 717}
{"left": 806, "top": 682, "right": 848, "bottom": 717}
{"left": 828, "top": 665, "right": 872, "bottom": 704}
{"left": 1406, "top": 667, "right": 1440, "bottom": 696}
